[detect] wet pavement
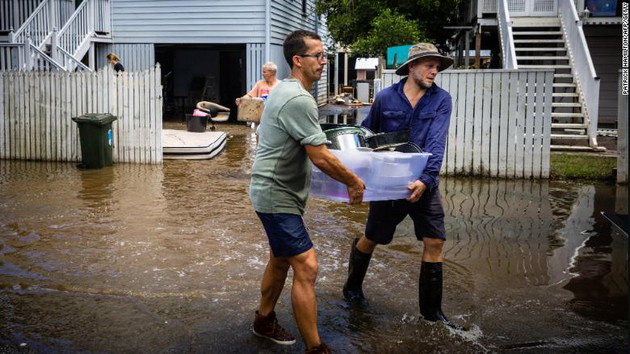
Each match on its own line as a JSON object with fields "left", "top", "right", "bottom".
{"left": 0, "top": 122, "right": 628, "bottom": 353}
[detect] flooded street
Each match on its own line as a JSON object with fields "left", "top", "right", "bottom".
{"left": 0, "top": 122, "right": 628, "bottom": 353}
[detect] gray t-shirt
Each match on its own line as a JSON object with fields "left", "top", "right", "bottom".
{"left": 249, "top": 79, "right": 327, "bottom": 215}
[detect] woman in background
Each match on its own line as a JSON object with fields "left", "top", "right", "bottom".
{"left": 107, "top": 53, "right": 125, "bottom": 73}
{"left": 235, "top": 62, "right": 279, "bottom": 105}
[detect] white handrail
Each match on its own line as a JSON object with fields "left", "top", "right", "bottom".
{"left": 12, "top": 0, "right": 50, "bottom": 46}
{"left": 558, "top": 0, "right": 599, "bottom": 147}
{"left": 27, "top": 41, "right": 64, "bottom": 71}
{"left": 497, "top": 0, "right": 518, "bottom": 69}
{"left": 0, "top": 0, "right": 44, "bottom": 32}
{"left": 57, "top": 0, "right": 90, "bottom": 55}
{"left": 58, "top": 46, "right": 92, "bottom": 72}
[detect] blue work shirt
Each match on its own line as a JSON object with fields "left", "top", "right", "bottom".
{"left": 361, "top": 77, "right": 452, "bottom": 192}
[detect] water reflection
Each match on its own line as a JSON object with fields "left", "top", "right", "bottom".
{"left": 78, "top": 166, "right": 115, "bottom": 215}
{"left": 0, "top": 124, "right": 627, "bottom": 352}
{"left": 437, "top": 179, "right": 628, "bottom": 324}
{"left": 441, "top": 179, "right": 554, "bottom": 287}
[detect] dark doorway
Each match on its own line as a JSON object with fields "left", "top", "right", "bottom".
{"left": 155, "top": 44, "right": 245, "bottom": 122}
{"left": 219, "top": 50, "right": 245, "bottom": 121}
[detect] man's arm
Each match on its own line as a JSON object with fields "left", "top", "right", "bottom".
{"left": 305, "top": 144, "right": 365, "bottom": 204}
{"left": 360, "top": 92, "right": 383, "bottom": 132}
{"left": 417, "top": 95, "right": 452, "bottom": 192}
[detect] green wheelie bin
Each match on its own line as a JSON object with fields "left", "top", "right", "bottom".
{"left": 72, "top": 113, "right": 118, "bottom": 169}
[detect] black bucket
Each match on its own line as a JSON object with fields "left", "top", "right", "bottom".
{"left": 186, "top": 114, "right": 208, "bottom": 132}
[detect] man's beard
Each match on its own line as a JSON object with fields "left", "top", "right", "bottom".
{"left": 412, "top": 75, "right": 433, "bottom": 89}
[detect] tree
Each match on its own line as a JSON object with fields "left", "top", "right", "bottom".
{"left": 317, "top": 0, "right": 463, "bottom": 57}
{"left": 351, "top": 8, "right": 424, "bottom": 57}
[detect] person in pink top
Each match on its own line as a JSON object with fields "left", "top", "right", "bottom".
{"left": 236, "top": 62, "right": 280, "bottom": 105}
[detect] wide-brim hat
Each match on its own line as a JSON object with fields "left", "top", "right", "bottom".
{"left": 395, "top": 43, "right": 454, "bottom": 76}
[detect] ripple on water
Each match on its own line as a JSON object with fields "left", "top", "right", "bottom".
{"left": 0, "top": 124, "right": 627, "bottom": 352}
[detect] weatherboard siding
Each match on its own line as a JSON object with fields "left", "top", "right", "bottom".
{"left": 110, "top": 0, "right": 267, "bottom": 44}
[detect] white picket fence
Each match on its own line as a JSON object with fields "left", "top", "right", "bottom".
{"left": 382, "top": 69, "right": 554, "bottom": 178}
{"left": 0, "top": 65, "right": 163, "bottom": 164}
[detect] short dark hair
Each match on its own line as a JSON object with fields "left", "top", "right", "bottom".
{"left": 283, "top": 30, "right": 321, "bottom": 68}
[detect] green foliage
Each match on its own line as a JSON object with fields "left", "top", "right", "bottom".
{"left": 350, "top": 8, "right": 424, "bottom": 57}
{"left": 317, "top": 0, "right": 463, "bottom": 56}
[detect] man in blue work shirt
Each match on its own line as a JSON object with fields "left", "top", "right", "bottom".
{"left": 342, "top": 43, "right": 461, "bottom": 330}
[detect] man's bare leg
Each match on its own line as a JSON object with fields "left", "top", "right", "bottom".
{"left": 287, "top": 248, "right": 321, "bottom": 349}
{"left": 421, "top": 237, "right": 443, "bottom": 262}
{"left": 356, "top": 236, "right": 377, "bottom": 254}
{"left": 258, "top": 250, "right": 290, "bottom": 316}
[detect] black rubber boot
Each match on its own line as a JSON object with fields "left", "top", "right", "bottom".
{"left": 342, "top": 238, "right": 372, "bottom": 308}
{"left": 419, "top": 261, "right": 463, "bottom": 330}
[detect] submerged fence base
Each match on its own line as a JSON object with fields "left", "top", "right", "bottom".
{"left": 0, "top": 65, "right": 163, "bottom": 164}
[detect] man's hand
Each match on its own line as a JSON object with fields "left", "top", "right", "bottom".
{"left": 407, "top": 180, "right": 427, "bottom": 203}
{"left": 346, "top": 178, "right": 365, "bottom": 204}
{"left": 305, "top": 144, "right": 366, "bottom": 205}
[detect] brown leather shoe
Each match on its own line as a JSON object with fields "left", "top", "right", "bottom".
{"left": 305, "top": 342, "right": 331, "bottom": 353}
{"left": 252, "top": 310, "right": 296, "bottom": 345}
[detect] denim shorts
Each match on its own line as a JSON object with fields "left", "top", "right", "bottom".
{"left": 256, "top": 212, "right": 313, "bottom": 258}
{"left": 365, "top": 188, "right": 446, "bottom": 245}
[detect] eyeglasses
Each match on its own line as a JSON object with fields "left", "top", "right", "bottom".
{"left": 299, "top": 52, "right": 327, "bottom": 61}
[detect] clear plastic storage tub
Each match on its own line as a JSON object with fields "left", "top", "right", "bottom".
{"left": 310, "top": 150, "right": 432, "bottom": 202}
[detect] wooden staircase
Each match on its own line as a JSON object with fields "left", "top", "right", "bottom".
{"left": 511, "top": 17, "right": 602, "bottom": 151}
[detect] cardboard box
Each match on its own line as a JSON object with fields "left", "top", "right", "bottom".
{"left": 237, "top": 98, "right": 264, "bottom": 123}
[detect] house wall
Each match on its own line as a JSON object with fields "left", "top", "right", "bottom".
{"left": 95, "top": 43, "right": 155, "bottom": 71}
{"left": 270, "top": 0, "right": 318, "bottom": 45}
{"left": 106, "top": 0, "right": 327, "bottom": 104}
{"left": 315, "top": 14, "right": 329, "bottom": 105}
{"left": 246, "top": 43, "right": 265, "bottom": 92}
{"left": 269, "top": 0, "right": 328, "bottom": 105}
{"left": 583, "top": 25, "right": 621, "bottom": 127}
{"left": 110, "top": 0, "right": 266, "bottom": 44}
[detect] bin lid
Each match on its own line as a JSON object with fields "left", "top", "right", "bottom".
{"left": 72, "top": 113, "right": 117, "bottom": 125}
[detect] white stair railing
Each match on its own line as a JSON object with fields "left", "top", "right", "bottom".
{"left": 0, "top": 0, "right": 44, "bottom": 32}
{"left": 497, "top": 0, "right": 518, "bottom": 69}
{"left": 9, "top": 0, "right": 74, "bottom": 46}
{"left": 56, "top": 0, "right": 91, "bottom": 56}
{"left": 24, "top": 38, "right": 64, "bottom": 71}
{"left": 6, "top": 0, "right": 109, "bottom": 72}
{"left": 11, "top": 0, "right": 51, "bottom": 48}
{"left": 558, "top": 0, "right": 600, "bottom": 147}
{"left": 57, "top": 46, "right": 91, "bottom": 71}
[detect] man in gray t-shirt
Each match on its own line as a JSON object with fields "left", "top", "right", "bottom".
{"left": 249, "top": 30, "right": 365, "bottom": 353}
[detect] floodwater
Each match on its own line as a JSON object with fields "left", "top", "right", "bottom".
{"left": 0, "top": 122, "right": 628, "bottom": 353}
